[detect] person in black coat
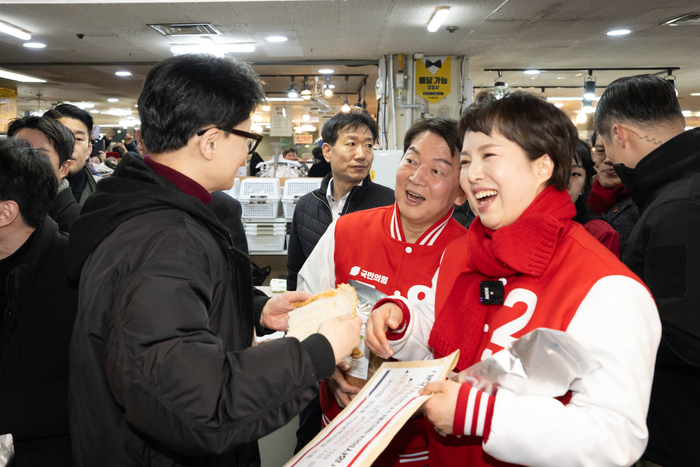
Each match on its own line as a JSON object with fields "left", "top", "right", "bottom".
{"left": 307, "top": 146, "right": 331, "bottom": 178}
{"left": 0, "top": 138, "right": 77, "bottom": 467}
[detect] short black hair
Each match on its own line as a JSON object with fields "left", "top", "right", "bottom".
{"left": 6, "top": 116, "right": 75, "bottom": 168}
{"left": 0, "top": 138, "right": 57, "bottom": 228}
{"left": 283, "top": 147, "right": 298, "bottom": 156}
{"left": 404, "top": 117, "right": 461, "bottom": 158}
{"left": 458, "top": 90, "right": 577, "bottom": 190}
{"left": 44, "top": 103, "right": 94, "bottom": 138}
{"left": 322, "top": 111, "right": 379, "bottom": 147}
{"left": 595, "top": 74, "right": 684, "bottom": 142}
{"left": 312, "top": 146, "right": 324, "bottom": 160}
{"left": 573, "top": 139, "right": 596, "bottom": 213}
{"left": 138, "top": 54, "right": 266, "bottom": 154}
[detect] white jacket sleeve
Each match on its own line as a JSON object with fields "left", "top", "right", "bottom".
{"left": 297, "top": 220, "right": 338, "bottom": 295}
{"left": 484, "top": 276, "right": 661, "bottom": 467}
{"left": 387, "top": 268, "right": 440, "bottom": 362}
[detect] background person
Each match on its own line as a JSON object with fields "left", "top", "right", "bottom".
{"left": 587, "top": 130, "right": 640, "bottom": 261}
{"left": 307, "top": 145, "right": 331, "bottom": 178}
{"left": 65, "top": 54, "right": 361, "bottom": 467}
{"left": 366, "top": 90, "right": 660, "bottom": 467}
{"left": 7, "top": 116, "right": 81, "bottom": 233}
{"left": 297, "top": 117, "right": 468, "bottom": 467}
{"left": 568, "top": 139, "right": 620, "bottom": 256}
{"left": 0, "top": 138, "right": 77, "bottom": 467}
{"left": 44, "top": 104, "right": 96, "bottom": 206}
{"left": 595, "top": 74, "right": 700, "bottom": 467}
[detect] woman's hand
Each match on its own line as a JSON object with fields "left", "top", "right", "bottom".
{"left": 365, "top": 302, "right": 403, "bottom": 359}
{"left": 419, "top": 380, "right": 462, "bottom": 436}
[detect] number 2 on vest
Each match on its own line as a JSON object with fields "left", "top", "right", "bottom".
{"left": 481, "top": 289, "right": 538, "bottom": 360}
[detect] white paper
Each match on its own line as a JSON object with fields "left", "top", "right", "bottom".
{"left": 286, "top": 353, "right": 458, "bottom": 467}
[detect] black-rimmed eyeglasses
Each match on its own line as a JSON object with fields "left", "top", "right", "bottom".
{"left": 196, "top": 127, "right": 263, "bottom": 154}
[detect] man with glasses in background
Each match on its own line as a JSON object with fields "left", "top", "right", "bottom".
{"left": 65, "top": 54, "right": 361, "bottom": 467}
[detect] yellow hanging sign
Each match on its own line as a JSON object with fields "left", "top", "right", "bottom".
{"left": 0, "top": 88, "right": 17, "bottom": 130}
{"left": 415, "top": 56, "right": 451, "bottom": 103}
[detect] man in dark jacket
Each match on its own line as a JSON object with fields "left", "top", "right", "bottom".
{"left": 7, "top": 116, "right": 81, "bottom": 233}
{"left": 595, "top": 74, "right": 700, "bottom": 467}
{"left": 287, "top": 111, "right": 394, "bottom": 291}
{"left": 286, "top": 111, "right": 394, "bottom": 452}
{"left": 65, "top": 54, "right": 360, "bottom": 467}
{"left": 0, "top": 138, "right": 77, "bottom": 466}
{"left": 44, "top": 104, "right": 96, "bottom": 207}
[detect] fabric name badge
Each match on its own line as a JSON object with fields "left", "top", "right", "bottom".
{"left": 480, "top": 281, "right": 504, "bottom": 305}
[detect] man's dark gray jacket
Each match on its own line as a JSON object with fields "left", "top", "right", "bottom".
{"left": 286, "top": 173, "right": 394, "bottom": 291}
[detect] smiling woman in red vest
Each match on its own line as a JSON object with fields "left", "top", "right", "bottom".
{"left": 365, "top": 91, "right": 661, "bottom": 467}
{"left": 297, "top": 117, "right": 468, "bottom": 467}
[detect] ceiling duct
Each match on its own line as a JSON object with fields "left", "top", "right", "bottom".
{"left": 149, "top": 23, "right": 221, "bottom": 36}
{"left": 660, "top": 13, "right": 700, "bottom": 26}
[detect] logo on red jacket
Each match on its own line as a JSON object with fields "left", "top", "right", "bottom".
{"left": 349, "top": 266, "right": 389, "bottom": 285}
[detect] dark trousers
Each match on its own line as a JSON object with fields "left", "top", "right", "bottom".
{"left": 294, "top": 395, "right": 323, "bottom": 454}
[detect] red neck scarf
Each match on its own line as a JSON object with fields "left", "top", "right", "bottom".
{"left": 429, "top": 186, "right": 576, "bottom": 370}
{"left": 587, "top": 179, "right": 629, "bottom": 215}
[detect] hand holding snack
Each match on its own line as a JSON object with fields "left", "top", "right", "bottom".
{"left": 318, "top": 314, "right": 362, "bottom": 365}
{"left": 326, "top": 364, "right": 360, "bottom": 408}
{"left": 260, "top": 291, "right": 312, "bottom": 331}
{"left": 365, "top": 302, "right": 403, "bottom": 359}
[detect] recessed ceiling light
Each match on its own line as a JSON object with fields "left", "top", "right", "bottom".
{"left": 0, "top": 21, "right": 31, "bottom": 41}
{"left": 90, "top": 109, "right": 100, "bottom": 114}
{"left": 318, "top": 69, "right": 334, "bottom": 74}
{"left": 107, "top": 98, "right": 119, "bottom": 103}
{"left": 682, "top": 110, "right": 692, "bottom": 117}
{"left": 266, "top": 36, "right": 287, "bottom": 42}
{"left": 115, "top": 71, "right": 132, "bottom": 77}
{"left": 524, "top": 70, "right": 540, "bottom": 75}
{"left": 691, "top": 93, "right": 700, "bottom": 96}
{"left": 553, "top": 102, "right": 564, "bottom": 108}
{"left": 23, "top": 42, "right": 45, "bottom": 49}
{"left": 607, "top": 29, "right": 631, "bottom": 36}
{"left": 0, "top": 69, "right": 45, "bottom": 83}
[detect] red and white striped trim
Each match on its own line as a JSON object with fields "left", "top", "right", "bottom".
{"left": 418, "top": 207, "right": 454, "bottom": 246}
{"left": 390, "top": 203, "right": 404, "bottom": 242}
{"left": 453, "top": 384, "right": 496, "bottom": 440}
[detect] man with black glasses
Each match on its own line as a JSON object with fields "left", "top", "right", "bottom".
{"left": 65, "top": 54, "right": 361, "bottom": 467}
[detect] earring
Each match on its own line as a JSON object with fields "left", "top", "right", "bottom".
{"left": 580, "top": 191, "right": 584, "bottom": 196}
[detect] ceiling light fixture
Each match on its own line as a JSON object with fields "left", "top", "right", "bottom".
{"left": 301, "top": 77, "right": 312, "bottom": 100}
{"left": 583, "top": 72, "right": 596, "bottom": 100}
{"left": 682, "top": 110, "right": 692, "bottom": 117}
{"left": 302, "top": 113, "right": 310, "bottom": 122}
{"left": 576, "top": 112, "right": 588, "bottom": 124}
{"left": 553, "top": 102, "right": 564, "bottom": 108}
{"left": 427, "top": 7, "right": 450, "bottom": 33}
{"left": 323, "top": 76, "right": 334, "bottom": 97}
{"left": 0, "top": 20, "right": 31, "bottom": 40}
{"left": 115, "top": 71, "right": 132, "bottom": 77}
{"left": 0, "top": 69, "right": 45, "bottom": 83}
{"left": 607, "top": 29, "right": 631, "bottom": 36}
{"left": 266, "top": 97, "right": 304, "bottom": 102}
{"left": 524, "top": 69, "right": 540, "bottom": 75}
{"left": 266, "top": 36, "right": 287, "bottom": 42}
{"left": 261, "top": 104, "right": 271, "bottom": 111}
{"left": 170, "top": 39, "right": 255, "bottom": 56}
{"left": 691, "top": 92, "right": 700, "bottom": 96}
{"left": 287, "top": 77, "right": 299, "bottom": 98}
{"left": 665, "top": 72, "right": 678, "bottom": 96}
{"left": 582, "top": 98, "right": 594, "bottom": 113}
{"left": 90, "top": 110, "right": 100, "bottom": 114}
{"left": 494, "top": 71, "right": 507, "bottom": 88}
{"left": 318, "top": 68, "right": 334, "bottom": 74}
{"left": 23, "top": 42, "right": 45, "bottom": 49}
{"left": 107, "top": 98, "right": 119, "bottom": 103}
{"left": 342, "top": 76, "right": 351, "bottom": 112}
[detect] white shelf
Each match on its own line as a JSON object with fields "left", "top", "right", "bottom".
{"left": 249, "top": 250, "right": 287, "bottom": 256}
{"left": 242, "top": 218, "right": 290, "bottom": 223}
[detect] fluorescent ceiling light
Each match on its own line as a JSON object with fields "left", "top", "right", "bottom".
{"left": 0, "top": 21, "right": 31, "bottom": 41}
{"left": 427, "top": 7, "right": 450, "bottom": 33}
{"left": 524, "top": 70, "right": 540, "bottom": 75}
{"left": 107, "top": 98, "right": 119, "bottom": 103}
{"left": 90, "top": 110, "right": 100, "bottom": 114}
{"left": 266, "top": 36, "right": 287, "bottom": 42}
{"left": 119, "top": 120, "right": 141, "bottom": 126}
{"left": 691, "top": 93, "right": 700, "bottom": 96}
{"left": 682, "top": 110, "right": 692, "bottom": 117}
{"left": 171, "top": 39, "right": 255, "bottom": 56}
{"left": 266, "top": 97, "right": 304, "bottom": 102}
{"left": 547, "top": 96, "right": 600, "bottom": 101}
{"left": 68, "top": 102, "right": 94, "bottom": 109}
{"left": 23, "top": 42, "right": 45, "bottom": 49}
{"left": 0, "top": 69, "right": 45, "bottom": 83}
{"left": 318, "top": 68, "right": 334, "bottom": 74}
{"left": 576, "top": 112, "right": 587, "bottom": 124}
{"left": 261, "top": 104, "right": 271, "bottom": 111}
{"left": 607, "top": 29, "right": 631, "bottom": 36}
{"left": 553, "top": 102, "right": 564, "bottom": 108}
{"left": 115, "top": 71, "right": 132, "bottom": 77}
{"left": 102, "top": 108, "right": 133, "bottom": 116}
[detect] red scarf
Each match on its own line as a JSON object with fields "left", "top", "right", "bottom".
{"left": 429, "top": 186, "right": 576, "bottom": 370}
{"left": 587, "top": 179, "right": 628, "bottom": 215}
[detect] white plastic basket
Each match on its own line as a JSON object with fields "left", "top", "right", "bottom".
{"left": 245, "top": 223, "right": 286, "bottom": 251}
{"left": 281, "top": 178, "right": 322, "bottom": 219}
{"left": 223, "top": 178, "right": 241, "bottom": 199}
{"left": 240, "top": 178, "right": 281, "bottom": 218}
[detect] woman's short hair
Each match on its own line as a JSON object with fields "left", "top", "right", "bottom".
{"left": 403, "top": 117, "right": 461, "bottom": 158}
{"left": 458, "top": 90, "right": 578, "bottom": 190}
